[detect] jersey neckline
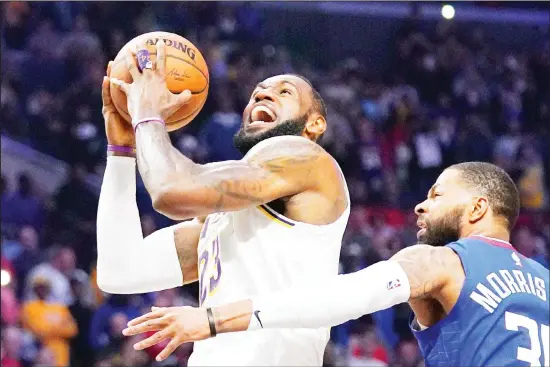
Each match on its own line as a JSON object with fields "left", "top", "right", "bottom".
{"left": 469, "top": 235, "right": 515, "bottom": 250}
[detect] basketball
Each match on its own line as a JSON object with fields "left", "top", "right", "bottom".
{"left": 109, "top": 31, "right": 209, "bottom": 132}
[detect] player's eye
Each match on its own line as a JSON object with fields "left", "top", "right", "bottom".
{"left": 280, "top": 89, "right": 291, "bottom": 95}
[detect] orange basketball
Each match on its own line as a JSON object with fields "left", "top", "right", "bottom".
{"left": 109, "top": 31, "right": 209, "bottom": 132}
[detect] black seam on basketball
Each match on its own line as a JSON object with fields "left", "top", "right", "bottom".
{"left": 111, "top": 54, "right": 209, "bottom": 93}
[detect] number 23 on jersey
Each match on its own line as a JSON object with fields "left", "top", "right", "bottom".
{"left": 198, "top": 232, "right": 222, "bottom": 305}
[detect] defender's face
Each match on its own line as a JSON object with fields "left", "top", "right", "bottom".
{"left": 414, "top": 169, "right": 471, "bottom": 246}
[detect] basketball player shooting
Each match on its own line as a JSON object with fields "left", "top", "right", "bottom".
{"left": 123, "top": 162, "right": 549, "bottom": 366}
{"left": 96, "top": 40, "right": 350, "bottom": 366}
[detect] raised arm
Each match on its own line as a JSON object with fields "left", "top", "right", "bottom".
{"left": 121, "top": 245, "right": 462, "bottom": 361}
{"left": 96, "top": 72, "right": 203, "bottom": 294}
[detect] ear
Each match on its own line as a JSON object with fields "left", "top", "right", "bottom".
{"left": 468, "top": 196, "right": 489, "bottom": 224}
{"left": 305, "top": 114, "right": 326, "bottom": 139}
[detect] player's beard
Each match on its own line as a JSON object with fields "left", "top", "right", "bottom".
{"left": 233, "top": 114, "right": 308, "bottom": 155}
{"left": 419, "top": 206, "right": 465, "bottom": 247}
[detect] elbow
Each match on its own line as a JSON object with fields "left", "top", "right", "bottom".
{"left": 151, "top": 187, "right": 197, "bottom": 220}
{"left": 96, "top": 270, "right": 131, "bottom": 295}
{"left": 96, "top": 273, "right": 116, "bottom": 294}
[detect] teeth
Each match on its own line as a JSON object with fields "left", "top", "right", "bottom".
{"left": 251, "top": 106, "right": 276, "bottom": 122}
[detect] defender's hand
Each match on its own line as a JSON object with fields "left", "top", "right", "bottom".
{"left": 123, "top": 306, "right": 211, "bottom": 362}
{"left": 102, "top": 61, "right": 135, "bottom": 148}
{"left": 110, "top": 40, "right": 192, "bottom": 124}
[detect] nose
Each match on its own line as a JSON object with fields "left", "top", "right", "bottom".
{"left": 414, "top": 200, "right": 427, "bottom": 216}
{"left": 254, "top": 89, "right": 275, "bottom": 103}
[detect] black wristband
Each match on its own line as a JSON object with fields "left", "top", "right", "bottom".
{"left": 206, "top": 308, "right": 217, "bottom": 337}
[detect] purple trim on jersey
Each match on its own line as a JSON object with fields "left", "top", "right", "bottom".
{"left": 469, "top": 235, "right": 515, "bottom": 250}
{"left": 260, "top": 204, "right": 295, "bottom": 227}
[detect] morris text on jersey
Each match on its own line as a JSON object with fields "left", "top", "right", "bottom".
{"left": 470, "top": 269, "right": 547, "bottom": 313}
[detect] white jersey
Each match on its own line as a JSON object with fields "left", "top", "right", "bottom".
{"left": 188, "top": 161, "right": 350, "bottom": 366}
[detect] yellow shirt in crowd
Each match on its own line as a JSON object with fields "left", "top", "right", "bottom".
{"left": 21, "top": 300, "right": 78, "bottom": 367}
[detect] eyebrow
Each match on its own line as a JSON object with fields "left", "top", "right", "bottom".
{"left": 254, "top": 80, "right": 299, "bottom": 90}
{"left": 428, "top": 184, "right": 439, "bottom": 197}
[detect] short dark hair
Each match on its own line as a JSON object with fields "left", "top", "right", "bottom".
{"left": 288, "top": 74, "right": 327, "bottom": 120}
{"left": 448, "top": 162, "right": 520, "bottom": 231}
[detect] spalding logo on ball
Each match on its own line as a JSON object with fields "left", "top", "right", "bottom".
{"left": 109, "top": 31, "right": 209, "bottom": 132}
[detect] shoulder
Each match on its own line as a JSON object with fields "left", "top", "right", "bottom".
{"left": 243, "top": 136, "right": 333, "bottom": 170}
{"left": 394, "top": 245, "right": 460, "bottom": 267}
{"left": 392, "top": 245, "right": 463, "bottom": 299}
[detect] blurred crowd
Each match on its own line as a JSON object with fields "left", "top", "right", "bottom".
{"left": 1, "top": 2, "right": 549, "bottom": 367}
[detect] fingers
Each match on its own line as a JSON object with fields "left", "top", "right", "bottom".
{"left": 156, "top": 39, "right": 166, "bottom": 74}
{"left": 123, "top": 316, "right": 169, "bottom": 336}
{"left": 156, "top": 337, "right": 182, "bottom": 362}
{"left": 126, "top": 308, "right": 167, "bottom": 328}
{"left": 107, "top": 61, "right": 113, "bottom": 77}
{"left": 101, "top": 77, "right": 112, "bottom": 106}
{"left": 177, "top": 89, "right": 192, "bottom": 104}
{"left": 133, "top": 327, "right": 174, "bottom": 351}
{"left": 110, "top": 78, "right": 129, "bottom": 94}
{"left": 124, "top": 47, "right": 141, "bottom": 80}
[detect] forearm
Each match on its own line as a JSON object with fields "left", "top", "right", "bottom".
{"left": 214, "top": 261, "right": 411, "bottom": 332}
{"left": 96, "top": 156, "right": 183, "bottom": 293}
{"left": 135, "top": 123, "right": 199, "bottom": 200}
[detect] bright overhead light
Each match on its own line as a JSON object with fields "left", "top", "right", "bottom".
{"left": 441, "top": 5, "right": 455, "bottom": 20}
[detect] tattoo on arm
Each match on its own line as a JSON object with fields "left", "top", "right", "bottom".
{"left": 206, "top": 142, "right": 324, "bottom": 212}
{"left": 134, "top": 127, "right": 327, "bottom": 218}
{"left": 391, "top": 245, "right": 459, "bottom": 300}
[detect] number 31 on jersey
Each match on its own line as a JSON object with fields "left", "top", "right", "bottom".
{"left": 505, "top": 311, "right": 549, "bottom": 366}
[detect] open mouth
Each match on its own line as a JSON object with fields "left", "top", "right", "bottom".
{"left": 417, "top": 221, "right": 427, "bottom": 238}
{"left": 250, "top": 106, "right": 277, "bottom": 125}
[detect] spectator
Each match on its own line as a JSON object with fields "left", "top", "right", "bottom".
{"left": 409, "top": 121, "right": 444, "bottom": 200}
{"left": 1, "top": 326, "right": 23, "bottom": 367}
{"left": 1, "top": 259, "right": 21, "bottom": 324}
{"left": 89, "top": 295, "right": 141, "bottom": 351}
{"left": 11, "top": 226, "right": 43, "bottom": 297}
{"left": 1, "top": 173, "right": 44, "bottom": 232}
{"left": 32, "top": 347, "right": 57, "bottom": 367}
{"left": 516, "top": 143, "right": 548, "bottom": 210}
{"left": 21, "top": 277, "right": 78, "bottom": 367}
{"left": 52, "top": 164, "right": 98, "bottom": 236}
{"left": 347, "top": 325, "right": 389, "bottom": 367}
{"left": 394, "top": 338, "right": 423, "bottom": 367}
{"left": 453, "top": 114, "right": 493, "bottom": 163}
{"left": 69, "top": 271, "right": 94, "bottom": 367}
{"left": 25, "top": 246, "right": 76, "bottom": 305}
{"left": 198, "top": 89, "right": 242, "bottom": 162}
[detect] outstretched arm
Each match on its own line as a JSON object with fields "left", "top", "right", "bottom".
{"left": 233, "top": 245, "right": 459, "bottom": 330}
{"left": 122, "top": 245, "right": 461, "bottom": 361}
{"left": 97, "top": 73, "right": 203, "bottom": 295}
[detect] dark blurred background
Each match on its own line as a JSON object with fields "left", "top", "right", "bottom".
{"left": 1, "top": 2, "right": 549, "bottom": 367}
